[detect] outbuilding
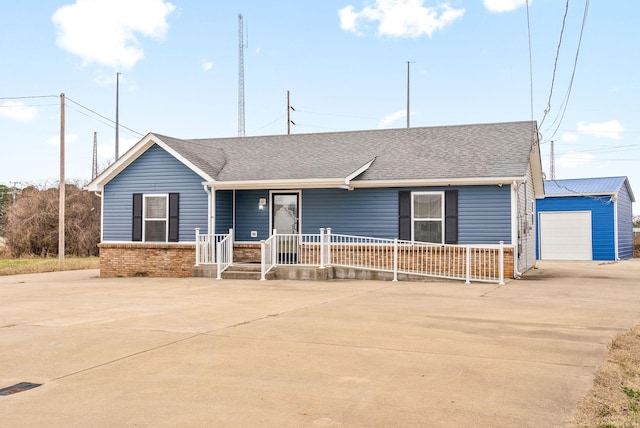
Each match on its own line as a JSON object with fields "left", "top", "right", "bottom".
{"left": 536, "top": 177, "right": 635, "bottom": 261}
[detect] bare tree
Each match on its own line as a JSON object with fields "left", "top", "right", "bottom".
{"left": 4, "top": 183, "right": 100, "bottom": 257}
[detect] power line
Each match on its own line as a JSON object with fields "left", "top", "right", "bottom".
{"left": 538, "top": 0, "right": 570, "bottom": 130}
{"left": 541, "top": 0, "right": 590, "bottom": 143}
{"left": 66, "top": 96, "right": 143, "bottom": 137}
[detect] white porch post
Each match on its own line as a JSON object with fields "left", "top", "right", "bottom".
{"left": 498, "top": 241, "right": 505, "bottom": 285}
{"left": 216, "top": 238, "right": 222, "bottom": 280}
{"left": 465, "top": 246, "right": 471, "bottom": 284}
{"left": 260, "top": 240, "right": 266, "bottom": 281}
{"left": 319, "top": 228, "right": 325, "bottom": 269}
{"left": 195, "top": 228, "right": 200, "bottom": 267}
{"left": 393, "top": 238, "right": 398, "bottom": 282}
{"left": 229, "top": 228, "right": 234, "bottom": 266}
{"left": 271, "top": 229, "right": 277, "bottom": 266}
{"left": 326, "top": 228, "right": 332, "bottom": 267}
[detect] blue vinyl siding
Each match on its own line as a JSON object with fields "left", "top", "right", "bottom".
{"left": 536, "top": 196, "right": 615, "bottom": 260}
{"left": 102, "top": 144, "right": 208, "bottom": 242}
{"left": 302, "top": 186, "right": 511, "bottom": 244}
{"left": 234, "top": 190, "right": 270, "bottom": 241}
{"left": 617, "top": 184, "right": 633, "bottom": 259}
{"left": 215, "top": 190, "right": 233, "bottom": 234}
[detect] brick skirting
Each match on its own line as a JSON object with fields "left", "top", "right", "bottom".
{"left": 98, "top": 242, "right": 196, "bottom": 278}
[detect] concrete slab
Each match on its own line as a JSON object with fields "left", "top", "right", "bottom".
{"left": 0, "top": 260, "right": 639, "bottom": 427}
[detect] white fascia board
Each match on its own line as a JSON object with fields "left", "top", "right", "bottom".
{"left": 348, "top": 176, "right": 526, "bottom": 188}
{"left": 543, "top": 192, "right": 615, "bottom": 198}
{"left": 85, "top": 133, "right": 215, "bottom": 191}
{"left": 204, "top": 178, "right": 346, "bottom": 190}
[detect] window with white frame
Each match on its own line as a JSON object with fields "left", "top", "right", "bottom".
{"left": 143, "top": 194, "right": 168, "bottom": 242}
{"left": 412, "top": 192, "right": 444, "bottom": 243}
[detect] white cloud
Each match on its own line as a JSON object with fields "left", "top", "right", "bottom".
{"left": 483, "top": 0, "right": 528, "bottom": 13}
{"left": 339, "top": 0, "right": 465, "bottom": 38}
{"left": 557, "top": 151, "right": 595, "bottom": 168}
{"left": 0, "top": 101, "right": 38, "bottom": 122}
{"left": 98, "top": 137, "right": 138, "bottom": 161}
{"left": 52, "top": 0, "right": 176, "bottom": 70}
{"left": 577, "top": 120, "right": 626, "bottom": 140}
{"left": 45, "top": 134, "right": 79, "bottom": 146}
{"left": 378, "top": 109, "right": 407, "bottom": 128}
{"left": 561, "top": 132, "right": 579, "bottom": 142}
{"left": 201, "top": 60, "right": 213, "bottom": 72}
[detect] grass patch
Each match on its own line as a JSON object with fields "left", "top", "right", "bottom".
{"left": 574, "top": 324, "right": 640, "bottom": 427}
{"left": 0, "top": 257, "right": 99, "bottom": 276}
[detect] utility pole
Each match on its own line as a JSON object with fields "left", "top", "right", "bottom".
{"left": 287, "top": 90, "right": 295, "bottom": 135}
{"left": 238, "top": 14, "right": 246, "bottom": 137}
{"left": 115, "top": 72, "right": 120, "bottom": 159}
{"left": 59, "top": 93, "right": 66, "bottom": 266}
{"left": 406, "top": 61, "right": 414, "bottom": 128}
{"left": 92, "top": 132, "right": 98, "bottom": 180}
{"left": 550, "top": 140, "right": 556, "bottom": 180}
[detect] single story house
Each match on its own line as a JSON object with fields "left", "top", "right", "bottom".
{"left": 87, "top": 121, "right": 544, "bottom": 280}
{"left": 536, "top": 177, "right": 635, "bottom": 261}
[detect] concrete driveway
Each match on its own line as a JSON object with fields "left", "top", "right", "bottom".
{"left": 1, "top": 260, "right": 639, "bottom": 427}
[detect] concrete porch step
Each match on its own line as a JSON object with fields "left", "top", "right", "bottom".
{"left": 221, "top": 263, "right": 274, "bottom": 280}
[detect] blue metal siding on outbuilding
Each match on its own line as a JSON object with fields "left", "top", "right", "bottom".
{"left": 536, "top": 196, "right": 615, "bottom": 260}
{"left": 102, "top": 144, "right": 208, "bottom": 242}
{"left": 617, "top": 184, "right": 634, "bottom": 259}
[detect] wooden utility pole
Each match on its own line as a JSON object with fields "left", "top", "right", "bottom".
{"left": 406, "top": 61, "right": 412, "bottom": 128}
{"left": 59, "top": 93, "right": 65, "bottom": 266}
{"left": 287, "top": 90, "right": 291, "bottom": 135}
{"left": 115, "top": 72, "right": 120, "bottom": 159}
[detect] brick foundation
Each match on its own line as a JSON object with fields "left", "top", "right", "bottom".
{"left": 98, "top": 243, "right": 196, "bottom": 278}
{"left": 233, "top": 243, "right": 262, "bottom": 263}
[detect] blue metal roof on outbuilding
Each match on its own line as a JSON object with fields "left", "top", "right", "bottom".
{"left": 543, "top": 177, "right": 635, "bottom": 202}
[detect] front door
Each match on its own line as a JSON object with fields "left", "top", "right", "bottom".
{"left": 272, "top": 193, "right": 299, "bottom": 262}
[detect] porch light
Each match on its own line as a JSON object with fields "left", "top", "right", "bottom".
{"left": 258, "top": 198, "right": 266, "bottom": 210}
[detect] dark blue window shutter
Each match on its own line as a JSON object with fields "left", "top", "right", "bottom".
{"left": 398, "top": 191, "right": 411, "bottom": 241}
{"left": 444, "top": 190, "right": 458, "bottom": 244}
{"left": 132, "top": 193, "right": 142, "bottom": 241}
{"left": 168, "top": 193, "right": 179, "bottom": 242}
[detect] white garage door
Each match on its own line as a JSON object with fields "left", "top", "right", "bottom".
{"left": 539, "top": 211, "right": 592, "bottom": 260}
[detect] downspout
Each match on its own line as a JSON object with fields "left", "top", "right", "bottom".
{"left": 203, "top": 184, "right": 215, "bottom": 234}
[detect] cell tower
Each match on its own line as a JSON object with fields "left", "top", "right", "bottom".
{"left": 92, "top": 132, "right": 98, "bottom": 180}
{"left": 238, "top": 13, "right": 246, "bottom": 137}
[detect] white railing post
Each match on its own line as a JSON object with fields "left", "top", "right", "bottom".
{"left": 260, "top": 240, "right": 266, "bottom": 281}
{"left": 393, "top": 238, "right": 398, "bottom": 282}
{"left": 271, "top": 229, "right": 277, "bottom": 266}
{"left": 229, "top": 228, "right": 234, "bottom": 266}
{"left": 498, "top": 241, "right": 505, "bottom": 285}
{"left": 319, "top": 228, "right": 325, "bottom": 269}
{"left": 216, "top": 238, "right": 222, "bottom": 280}
{"left": 465, "top": 246, "right": 471, "bottom": 284}
{"left": 194, "top": 228, "right": 200, "bottom": 266}
{"left": 326, "top": 228, "right": 332, "bottom": 267}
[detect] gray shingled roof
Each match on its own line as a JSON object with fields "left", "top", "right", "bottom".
{"left": 154, "top": 121, "right": 538, "bottom": 182}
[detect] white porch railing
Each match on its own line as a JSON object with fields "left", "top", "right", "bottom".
{"left": 260, "top": 228, "right": 506, "bottom": 284}
{"left": 195, "top": 228, "right": 234, "bottom": 278}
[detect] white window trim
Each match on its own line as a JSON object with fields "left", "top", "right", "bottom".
{"left": 143, "top": 193, "right": 169, "bottom": 242}
{"left": 411, "top": 191, "right": 445, "bottom": 244}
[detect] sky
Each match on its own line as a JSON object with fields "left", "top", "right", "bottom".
{"left": 0, "top": 0, "right": 638, "bottom": 213}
